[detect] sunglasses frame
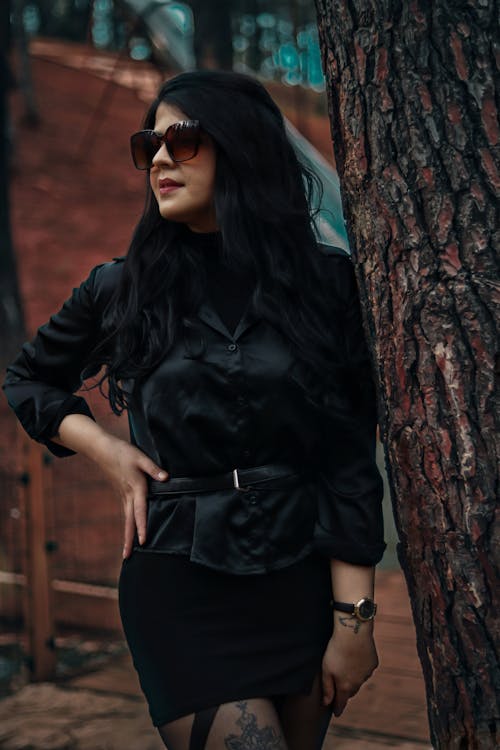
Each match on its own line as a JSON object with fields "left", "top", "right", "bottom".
{"left": 130, "top": 119, "right": 202, "bottom": 170}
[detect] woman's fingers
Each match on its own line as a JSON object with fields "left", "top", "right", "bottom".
{"left": 322, "top": 662, "right": 335, "bottom": 707}
{"left": 138, "top": 454, "right": 168, "bottom": 482}
{"left": 332, "top": 683, "right": 356, "bottom": 717}
{"left": 118, "top": 449, "right": 169, "bottom": 559}
{"left": 133, "top": 492, "right": 148, "bottom": 546}
{"left": 103, "top": 442, "right": 168, "bottom": 559}
{"left": 121, "top": 478, "right": 148, "bottom": 553}
{"left": 121, "top": 454, "right": 167, "bottom": 553}
{"left": 132, "top": 457, "right": 165, "bottom": 543}
{"left": 321, "top": 633, "right": 377, "bottom": 716}
{"left": 122, "top": 498, "right": 135, "bottom": 559}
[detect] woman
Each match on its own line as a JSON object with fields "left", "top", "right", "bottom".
{"left": 3, "top": 70, "right": 385, "bottom": 750}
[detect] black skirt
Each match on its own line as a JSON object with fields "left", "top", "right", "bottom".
{"left": 118, "top": 549, "right": 333, "bottom": 727}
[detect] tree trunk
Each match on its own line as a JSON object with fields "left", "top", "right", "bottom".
{"left": 12, "top": 0, "right": 40, "bottom": 126}
{"left": 0, "top": 0, "right": 25, "bottom": 360}
{"left": 313, "top": 1, "right": 499, "bottom": 748}
{"left": 190, "top": 0, "right": 234, "bottom": 71}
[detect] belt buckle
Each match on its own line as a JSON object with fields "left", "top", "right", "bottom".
{"left": 232, "top": 468, "right": 250, "bottom": 492}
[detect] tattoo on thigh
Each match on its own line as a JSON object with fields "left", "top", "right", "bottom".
{"left": 224, "top": 701, "right": 285, "bottom": 749}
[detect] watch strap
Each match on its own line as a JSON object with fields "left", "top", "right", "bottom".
{"left": 331, "top": 600, "right": 356, "bottom": 614}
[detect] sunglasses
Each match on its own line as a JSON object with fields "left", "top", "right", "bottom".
{"left": 130, "top": 119, "right": 201, "bottom": 170}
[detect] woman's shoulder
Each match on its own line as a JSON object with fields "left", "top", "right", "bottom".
{"left": 82, "top": 255, "right": 126, "bottom": 310}
{"left": 91, "top": 254, "right": 126, "bottom": 281}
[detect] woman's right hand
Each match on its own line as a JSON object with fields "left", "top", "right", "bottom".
{"left": 95, "top": 435, "right": 169, "bottom": 559}
{"left": 51, "top": 415, "right": 169, "bottom": 559}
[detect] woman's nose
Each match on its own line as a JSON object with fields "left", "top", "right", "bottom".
{"left": 152, "top": 142, "right": 174, "bottom": 168}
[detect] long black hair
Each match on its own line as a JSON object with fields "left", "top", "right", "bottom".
{"left": 90, "top": 70, "right": 348, "bottom": 416}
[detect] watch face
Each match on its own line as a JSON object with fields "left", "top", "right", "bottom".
{"left": 357, "top": 599, "right": 376, "bottom": 620}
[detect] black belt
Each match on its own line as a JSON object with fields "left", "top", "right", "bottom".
{"left": 148, "top": 463, "right": 301, "bottom": 496}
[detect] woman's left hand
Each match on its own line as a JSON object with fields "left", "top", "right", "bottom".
{"left": 321, "top": 624, "right": 379, "bottom": 716}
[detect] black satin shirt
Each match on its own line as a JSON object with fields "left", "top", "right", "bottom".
{"left": 3, "top": 234, "right": 385, "bottom": 574}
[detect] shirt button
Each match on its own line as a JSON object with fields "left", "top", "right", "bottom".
{"left": 237, "top": 396, "right": 246, "bottom": 406}
{"left": 227, "top": 343, "right": 238, "bottom": 352}
{"left": 243, "top": 449, "right": 251, "bottom": 457}
{"left": 248, "top": 494, "right": 257, "bottom": 505}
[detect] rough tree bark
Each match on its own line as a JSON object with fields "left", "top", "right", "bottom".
{"left": 313, "top": 1, "right": 499, "bottom": 748}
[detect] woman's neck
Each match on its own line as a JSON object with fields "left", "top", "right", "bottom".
{"left": 180, "top": 223, "right": 222, "bottom": 252}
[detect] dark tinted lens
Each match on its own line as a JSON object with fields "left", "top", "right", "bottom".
{"left": 166, "top": 122, "right": 200, "bottom": 162}
{"left": 130, "top": 122, "right": 200, "bottom": 169}
{"left": 130, "top": 131, "right": 161, "bottom": 170}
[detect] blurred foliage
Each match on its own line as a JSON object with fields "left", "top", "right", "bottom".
{"left": 19, "top": 0, "right": 325, "bottom": 91}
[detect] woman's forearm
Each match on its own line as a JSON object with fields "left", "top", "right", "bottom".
{"left": 329, "top": 559, "right": 376, "bottom": 634}
{"left": 50, "top": 413, "right": 120, "bottom": 463}
{"left": 329, "top": 559, "right": 375, "bottom": 600}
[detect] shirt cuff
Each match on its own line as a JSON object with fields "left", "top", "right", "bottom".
{"left": 313, "top": 525, "right": 387, "bottom": 566}
{"left": 39, "top": 394, "right": 95, "bottom": 458}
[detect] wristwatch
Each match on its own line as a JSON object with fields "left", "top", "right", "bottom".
{"left": 332, "top": 597, "right": 377, "bottom": 622}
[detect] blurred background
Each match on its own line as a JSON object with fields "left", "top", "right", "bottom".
{"left": 0, "top": 3, "right": 426, "bottom": 748}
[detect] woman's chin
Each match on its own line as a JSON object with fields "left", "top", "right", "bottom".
{"left": 157, "top": 205, "right": 215, "bottom": 229}
{"left": 158, "top": 205, "right": 186, "bottom": 222}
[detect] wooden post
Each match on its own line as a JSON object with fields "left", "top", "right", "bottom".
{"left": 20, "top": 427, "right": 56, "bottom": 681}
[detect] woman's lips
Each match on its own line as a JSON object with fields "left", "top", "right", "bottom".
{"left": 158, "top": 177, "right": 182, "bottom": 195}
{"left": 159, "top": 185, "right": 181, "bottom": 195}
{"left": 159, "top": 178, "right": 182, "bottom": 195}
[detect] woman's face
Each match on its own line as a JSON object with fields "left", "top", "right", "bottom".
{"left": 150, "top": 102, "right": 218, "bottom": 232}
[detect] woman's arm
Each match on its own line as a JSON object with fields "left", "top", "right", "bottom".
{"left": 315, "top": 251, "right": 384, "bottom": 714}
{"left": 3, "top": 262, "right": 116, "bottom": 457}
{"left": 313, "top": 253, "right": 385, "bottom": 567}
{"left": 3, "top": 260, "right": 169, "bottom": 557}
{"left": 330, "top": 559, "right": 375, "bottom": 624}
{"left": 321, "top": 559, "right": 378, "bottom": 715}
{"left": 51, "top": 413, "right": 168, "bottom": 558}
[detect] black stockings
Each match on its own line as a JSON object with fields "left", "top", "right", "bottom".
{"left": 157, "top": 673, "right": 333, "bottom": 750}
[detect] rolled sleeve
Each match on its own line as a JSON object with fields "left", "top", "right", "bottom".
{"left": 2, "top": 262, "right": 112, "bottom": 457}
{"left": 314, "top": 251, "right": 386, "bottom": 565}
